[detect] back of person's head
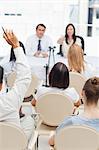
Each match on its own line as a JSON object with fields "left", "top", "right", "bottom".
{"left": 68, "top": 44, "right": 84, "bottom": 73}
{"left": 36, "top": 24, "right": 46, "bottom": 30}
{"left": 65, "top": 23, "right": 76, "bottom": 44}
{"left": 83, "top": 77, "right": 99, "bottom": 105}
{"left": 10, "top": 41, "right": 26, "bottom": 62}
{"left": 49, "top": 62, "right": 69, "bottom": 89}
{"left": 0, "top": 66, "right": 4, "bottom": 84}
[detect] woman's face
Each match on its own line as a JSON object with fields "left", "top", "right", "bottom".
{"left": 67, "top": 25, "right": 74, "bottom": 37}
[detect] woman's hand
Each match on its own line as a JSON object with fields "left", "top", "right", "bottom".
{"left": 57, "top": 36, "right": 65, "bottom": 44}
{"left": 3, "top": 29, "right": 20, "bottom": 48}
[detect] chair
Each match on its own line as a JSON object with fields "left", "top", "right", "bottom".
{"left": 0, "top": 122, "right": 38, "bottom": 150}
{"left": 7, "top": 71, "right": 16, "bottom": 88}
{"left": 76, "top": 35, "right": 84, "bottom": 51}
{"left": 57, "top": 45, "right": 63, "bottom": 56}
{"left": 52, "top": 125, "right": 99, "bottom": 150}
{"left": 57, "top": 35, "right": 85, "bottom": 56}
{"left": 7, "top": 72, "right": 41, "bottom": 97}
{"left": 35, "top": 92, "right": 74, "bottom": 135}
{"left": 69, "top": 72, "right": 86, "bottom": 97}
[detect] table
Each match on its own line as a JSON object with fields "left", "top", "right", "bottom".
{"left": 27, "top": 55, "right": 99, "bottom": 82}
{"left": 0, "top": 54, "right": 99, "bottom": 83}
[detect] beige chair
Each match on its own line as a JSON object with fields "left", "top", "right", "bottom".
{"left": 7, "top": 71, "right": 16, "bottom": 88}
{"left": 36, "top": 93, "right": 74, "bottom": 135}
{"left": 69, "top": 72, "right": 86, "bottom": 97}
{"left": 52, "top": 125, "right": 99, "bottom": 150}
{"left": 0, "top": 122, "right": 38, "bottom": 150}
{"left": 7, "top": 72, "right": 41, "bottom": 97}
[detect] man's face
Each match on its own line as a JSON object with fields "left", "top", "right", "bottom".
{"left": 36, "top": 25, "right": 46, "bottom": 38}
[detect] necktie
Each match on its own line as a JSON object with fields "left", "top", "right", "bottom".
{"left": 37, "top": 39, "right": 42, "bottom": 51}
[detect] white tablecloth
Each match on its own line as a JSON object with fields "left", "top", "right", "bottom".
{"left": 27, "top": 55, "right": 69, "bottom": 81}
{"left": 0, "top": 54, "right": 99, "bottom": 82}
{"left": 27, "top": 55, "right": 99, "bottom": 81}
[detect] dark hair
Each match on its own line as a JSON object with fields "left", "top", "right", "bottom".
{"left": 65, "top": 23, "right": 76, "bottom": 44}
{"left": 49, "top": 62, "right": 69, "bottom": 89}
{"left": 0, "top": 66, "right": 4, "bottom": 84}
{"left": 83, "top": 77, "right": 99, "bottom": 105}
{"left": 36, "top": 24, "right": 46, "bottom": 30}
{"left": 10, "top": 41, "right": 26, "bottom": 62}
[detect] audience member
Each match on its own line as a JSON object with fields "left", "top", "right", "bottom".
{"left": 0, "top": 30, "right": 34, "bottom": 141}
{"left": 25, "top": 23, "right": 53, "bottom": 58}
{"left": 3, "top": 41, "right": 26, "bottom": 74}
{"left": 67, "top": 44, "right": 96, "bottom": 79}
{"left": 49, "top": 77, "right": 99, "bottom": 146}
{"left": 32, "top": 62, "right": 80, "bottom": 107}
{"left": 57, "top": 23, "right": 83, "bottom": 57}
{"left": 10, "top": 41, "right": 26, "bottom": 61}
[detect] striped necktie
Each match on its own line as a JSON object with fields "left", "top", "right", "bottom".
{"left": 37, "top": 39, "right": 42, "bottom": 51}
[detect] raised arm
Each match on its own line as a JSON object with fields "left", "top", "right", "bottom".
{"left": 3, "top": 30, "right": 31, "bottom": 109}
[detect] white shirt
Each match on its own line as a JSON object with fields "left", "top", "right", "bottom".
{"left": 0, "top": 47, "right": 31, "bottom": 127}
{"left": 25, "top": 34, "right": 53, "bottom": 56}
{"left": 62, "top": 37, "right": 82, "bottom": 57}
{"left": 3, "top": 61, "right": 16, "bottom": 75}
{"left": 35, "top": 86, "right": 79, "bottom": 103}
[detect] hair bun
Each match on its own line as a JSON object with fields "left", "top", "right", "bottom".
{"left": 91, "top": 77, "right": 99, "bottom": 85}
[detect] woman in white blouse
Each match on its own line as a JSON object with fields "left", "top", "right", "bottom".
{"left": 32, "top": 62, "right": 80, "bottom": 107}
{"left": 57, "top": 23, "right": 82, "bottom": 57}
{"left": 67, "top": 44, "right": 96, "bottom": 79}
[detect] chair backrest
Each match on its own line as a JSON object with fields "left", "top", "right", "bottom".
{"left": 7, "top": 71, "right": 16, "bottom": 87}
{"left": 69, "top": 72, "right": 86, "bottom": 97}
{"left": 36, "top": 93, "right": 74, "bottom": 126}
{"left": 7, "top": 72, "right": 41, "bottom": 97}
{"left": 57, "top": 35, "right": 84, "bottom": 56}
{"left": 55, "top": 125, "right": 99, "bottom": 150}
{"left": 0, "top": 122, "right": 28, "bottom": 150}
{"left": 57, "top": 45, "right": 63, "bottom": 56}
{"left": 76, "top": 35, "right": 84, "bottom": 51}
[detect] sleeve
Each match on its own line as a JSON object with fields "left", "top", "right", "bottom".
{"left": 5, "top": 47, "right": 31, "bottom": 110}
{"left": 20, "top": 115, "right": 35, "bottom": 141}
{"left": 76, "top": 37, "right": 82, "bottom": 47}
{"left": 56, "top": 116, "right": 73, "bottom": 134}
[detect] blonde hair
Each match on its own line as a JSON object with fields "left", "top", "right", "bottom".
{"left": 68, "top": 44, "right": 85, "bottom": 73}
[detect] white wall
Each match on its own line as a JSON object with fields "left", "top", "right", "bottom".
{"left": 0, "top": 0, "right": 99, "bottom": 57}
{"left": 0, "top": 0, "right": 67, "bottom": 56}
